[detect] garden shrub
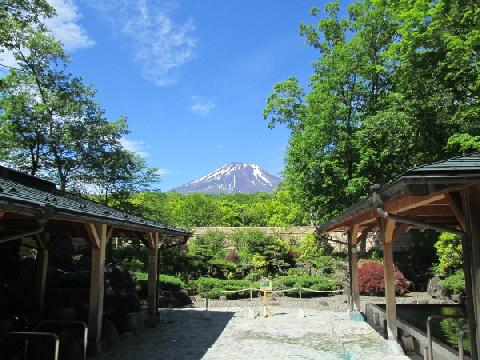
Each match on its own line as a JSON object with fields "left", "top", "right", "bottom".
{"left": 195, "top": 277, "right": 253, "bottom": 299}
{"left": 358, "top": 260, "right": 410, "bottom": 296}
{"left": 442, "top": 270, "right": 465, "bottom": 295}
{"left": 134, "top": 273, "right": 186, "bottom": 291}
{"left": 434, "top": 232, "right": 463, "bottom": 276}
{"left": 274, "top": 275, "right": 341, "bottom": 296}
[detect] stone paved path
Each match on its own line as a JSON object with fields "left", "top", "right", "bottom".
{"left": 93, "top": 307, "right": 411, "bottom": 360}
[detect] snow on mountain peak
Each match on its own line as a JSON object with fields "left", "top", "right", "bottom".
{"left": 172, "top": 163, "right": 281, "bottom": 194}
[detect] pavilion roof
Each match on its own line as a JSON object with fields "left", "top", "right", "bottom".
{"left": 0, "top": 165, "right": 189, "bottom": 236}
{"left": 317, "top": 153, "right": 480, "bottom": 233}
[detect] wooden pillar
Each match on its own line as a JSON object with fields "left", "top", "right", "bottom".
{"left": 147, "top": 232, "right": 159, "bottom": 326}
{"left": 351, "top": 224, "right": 360, "bottom": 312}
{"left": 85, "top": 223, "right": 107, "bottom": 351}
{"left": 462, "top": 185, "right": 480, "bottom": 360}
{"left": 379, "top": 217, "right": 397, "bottom": 339}
{"left": 35, "top": 233, "right": 49, "bottom": 313}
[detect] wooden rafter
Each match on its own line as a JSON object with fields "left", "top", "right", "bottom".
{"left": 386, "top": 193, "right": 446, "bottom": 214}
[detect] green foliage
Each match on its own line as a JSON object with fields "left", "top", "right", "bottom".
{"left": 264, "top": 0, "right": 480, "bottom": 224}
{"left": 195, "top": 277, "right": 253, "bottom": 299}
{"left": 128, "top": 190, "right": 308, "bottom": 228}
{"left": 119, "top": 258, "right": 144, "bottom": 273}
{"left": 441, "top": 270, "right": 465, "bottom": 295}
{"left": 434, "top": 232, "right": 463, "bottom": 276}
{"left": 231, "top": 229, "right": 294, "bottom": 277}
{"left": 299, "top": 233, "right": 335, "bottom": 274}
{"left": 274, "top": 275, "right": 341, "bottom": 296}
{"left": 134, "top": 273, "right": 186, "bottom": 291}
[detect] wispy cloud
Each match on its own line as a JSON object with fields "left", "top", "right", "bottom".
{"left": 46, "top": 0, "right": 94, "bottom": 51}
{"left": 155, "top": 168, "right": 177, "bottom": 176}
{"left": 0, "top": 0, "right": 93, "bottom": 70}
{"left": 190, "top": 95, "right": 216, "bottom": 116}
{"left": 89, "top": 0, "right": 197, "bottom": 86}
{"left": 120, "top": 138, "right": 150, "bottom": 158}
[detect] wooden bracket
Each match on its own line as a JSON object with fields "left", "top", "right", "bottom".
{"left": 351, "top": 224, "right": 360, "bottom": 245}
{"left": 85, "top": 224, "right": 101, "bottom": 249}
{"left": 393, "top": 223, "right": 408, "bottom": 242}
{"left": 445, "top": 192, "right": 466, "bottom": 230}
{"left": 146, "top": 232, "right": 158, "bottom": 249}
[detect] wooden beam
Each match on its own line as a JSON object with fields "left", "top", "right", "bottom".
{"left": 384, "top": 219, "right": 396, "bottom": 243}
{"left": 35, "top": 233, "right": 49, "bottom": 313}
{"left": 461, "top": 185, "right": 480, "bottom": 360}
{"left": 147, "top": 232, "right": 159, "bottom": 326}
{"left": 386, "top": 193, "right": 446, "bottom": 214}
{"left": 0, "top": 209, "right": 4, "bottom": 219}
{"left": 350, "top": 224, "right": 360, "bottom": 312}
{"left": 378, "top": 217, "right": 397, "bottom": 339}
{"left": 88, "top": 223, "right": 107, "bottom": 351}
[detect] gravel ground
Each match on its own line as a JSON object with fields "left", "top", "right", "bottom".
{"left": 193, "top": 292, "right": 454, "bottom": 313}
{"left": 94, "top": 307, "right": 410, "bottom": 360}
{"left": 93, "top": 292, "right": 448, "bottom": 360}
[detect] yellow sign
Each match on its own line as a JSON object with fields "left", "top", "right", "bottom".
{"left": 259, "top": 278, "right": 273, "bottom": 291}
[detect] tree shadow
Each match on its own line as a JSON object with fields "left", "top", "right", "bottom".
{"left": 94, "top": 309, "right": 235, "bottom": 360}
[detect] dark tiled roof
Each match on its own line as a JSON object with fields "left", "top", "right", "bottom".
{"left": 404, "top": 153, "right": 480, "bottom": 175}
{"left": 0, "top": 166, "right": 188, "bottom": 235}
{"left": 317, "top": 152, "right": 480, "bottom": 232}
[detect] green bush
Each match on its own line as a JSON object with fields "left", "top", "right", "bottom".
{"left": 435, "top": 232, "right": 463, "bottom": 276}
{"left": 195, "top": 277, "right": 253, "bottom": 299}
{"left": 442, "top": 270, "right": 465, "bottom": 295}
{"left": 119, "top": 258, "right": 144, "bottom": 272}
{"left": 134, "top": 273, "right": 186, "bottom": 291}
{"left": 273, "top": 275, "right": 341, "bottom": 296}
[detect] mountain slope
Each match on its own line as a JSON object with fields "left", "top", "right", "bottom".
{"left": 173, "top": 163, "right": 281, "bottom": 194}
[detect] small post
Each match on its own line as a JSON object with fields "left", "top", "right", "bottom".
{"left": 263, "top": 290, "right": 268, "bottom": 317}
{"left": 459, "top": 330, "right": 466, "bottom": 360}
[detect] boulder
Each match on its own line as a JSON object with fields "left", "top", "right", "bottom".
{"left": 427, "top": 276, "right": 450, "bottom": 299}
{"left": 101, "top": 318, "right": 120, "bottom": 348}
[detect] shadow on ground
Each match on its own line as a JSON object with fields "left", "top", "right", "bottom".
{"left": 92, "top": 309, "right": 235, "bottom": 360}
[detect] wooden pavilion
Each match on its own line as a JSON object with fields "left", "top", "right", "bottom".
{"left": 0, "top": 165, "right": 190, "bottom": 353}
{"left": 316, "top": 153, "right": 480, "bottom": 359}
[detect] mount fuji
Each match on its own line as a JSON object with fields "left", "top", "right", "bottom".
{"left": 172, "top": 163, "right": 281, "bottom": 194}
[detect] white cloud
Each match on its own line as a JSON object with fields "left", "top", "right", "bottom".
{"left": 0, "top": 0, "right": 92, "bottom": 70}
{"left": 89, "top": 0, "right": 197, "bottom": 86}
{"left": 46, "top": 0, "right": 94, "bottom": 51}
{"left": 190, "top": 96, "right": 216, "bottom": 116}
{"left": 155, "top": 168, "right": 176, "bottom": 176}
{"left": 120, "top": 138, "right": 150, "bottom": 158}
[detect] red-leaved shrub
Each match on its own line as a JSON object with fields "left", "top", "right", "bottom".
{"left": 358, "top": 260, "right": 410, "bottom": 296}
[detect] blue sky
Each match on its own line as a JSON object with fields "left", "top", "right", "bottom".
{"left": 16, "top": 0, "right": 345, "bottom": 190}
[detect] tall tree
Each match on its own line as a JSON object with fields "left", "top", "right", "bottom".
{"left": 265, "top": 1, "right": 397, "bottom": 223}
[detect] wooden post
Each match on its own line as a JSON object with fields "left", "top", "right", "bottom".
{"left": 351, "top": 224, "right": 360, "bottom": 312}
{"left": 85, "top": 223, "right": 107, "bottom": 352}
{"left": 462, "top": 185, "right": 480, "bottom": 360}
{"left": 147, "top": 232, "right": 159, "bottom": 327}
{"left": 379, "top": 217, "right": 397, "bottom": 339}
{"left": 35, "top": 233, "right": 49, "bottom": 313}
{"left": 347, "top": 230, "right": 353, "bottom": 311}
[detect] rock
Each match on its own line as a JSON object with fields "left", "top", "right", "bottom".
{"left": 427, "top": 276, "right": 451, "bottom": 299}
{"left": 219, "top": 296, "right": 227, "bottom": 301}
{"left": 101, "top": 318, "right": 120, "bottom": 348}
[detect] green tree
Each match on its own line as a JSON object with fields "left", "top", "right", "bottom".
{"left": 0, "top": 0, "right": 54, "bottom": 54}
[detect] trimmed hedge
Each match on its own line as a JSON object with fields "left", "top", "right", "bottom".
{"left": 195, "top": 277, "right": 253, "bottom": 299}
{"left": 195, "top": 275, "right": 341, "bottom": 299}
{"left": 274, "top": 275, "right": 341, "bottom": 296}
{"left": 134, "top": 273, "right": 186, "bottom": 291}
